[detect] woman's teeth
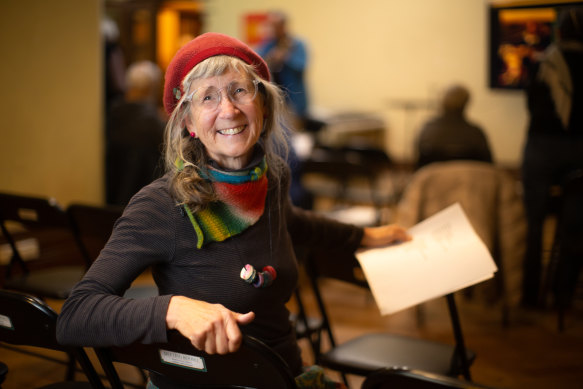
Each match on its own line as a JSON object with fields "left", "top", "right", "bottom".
{"left": 219, "top": 125, "right": 245, "bottom": 135}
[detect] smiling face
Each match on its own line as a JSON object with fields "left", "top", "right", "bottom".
{"left": 184, "top": 68, "right": 265, "bottom": 170}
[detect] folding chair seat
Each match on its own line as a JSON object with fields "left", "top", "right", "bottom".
{"left": 67, "top": 203, "right": 158, "bottom": 299}
{"left": 0, "top": 289, "right": 104, "bottom": 388}
{"left": 95, "top": 330, "right": 297, "bottom": 389}
{"left": 299, "top": 247, "right": 475, "bottom": 385}
{"left": 0, "top": 192, "right": 90, "bottom": 301}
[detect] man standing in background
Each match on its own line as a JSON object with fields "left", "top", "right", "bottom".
{"left": 257, "top": 11, "right": 313, "bottom": 209}
{"left": 256, "top": 11, "right": 309, "bottom": 127}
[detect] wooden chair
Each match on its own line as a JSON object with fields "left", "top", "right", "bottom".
{"left": 95, "top": 331, "right": 297, "bottom": 389}
{"left": 0, "top": 289, "right": 104, "bottom": 388}
{"left": 298, "top": 248, "right": 475, "bottom": 386}
{"left": 362, "top": 367, "right": 496, "bottom": 389}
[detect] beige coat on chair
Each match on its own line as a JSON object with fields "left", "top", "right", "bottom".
{"left": 397, "top": 161, "right": 526, "bottom": 309}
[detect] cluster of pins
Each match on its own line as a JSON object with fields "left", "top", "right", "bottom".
{"left": 240, "top": 264, "right": 277, "bottom": 288}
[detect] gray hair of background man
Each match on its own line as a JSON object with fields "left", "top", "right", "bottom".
{"left": 125, "top": 60, "right": 162, "bottom": 103}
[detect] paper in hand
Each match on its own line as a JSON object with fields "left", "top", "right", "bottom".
{"left": 356, "top": 203, "right": 497, "bottom": 315}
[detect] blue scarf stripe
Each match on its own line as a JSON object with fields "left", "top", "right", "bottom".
{"left": 203, "top": 158, "right": 267, "bottom": 184}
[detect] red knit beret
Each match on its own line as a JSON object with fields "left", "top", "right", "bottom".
{"left": 163, "top": 32, "right": 271, "bottom": 115}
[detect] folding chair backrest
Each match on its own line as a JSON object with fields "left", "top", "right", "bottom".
{"left": 67, "top": 203, "right": 124, "bottom": 262}
{"left": 306, "top": 247, "right": 368, "bottom": 288}
{"left": 341, "top": 144, "right": 392, "bottom": 173}
{"left": 0, "top": 288, "right": 61, "bottom": 349}
{"left": 301, "top": 248, "right": 371, "bottom": 354}
{"left": 0, "top": 289, "right": 104, "bottom": 388}
{"left": 0, "top": 193, "right": 70, "bottom": 230}
{"left": 302, "top": 145, "right": 394, "bottom": 225}
{"left": 67, "top": 203, "right": 158, "bottom": 300}
{"left": 0, "top": 192, "right": 90, "bottom": 271}
{"left": 303, "top": 145, "right": 370, "bottom": 182}
{"left": 96, "top": 330, "right": 297, "bottom": 389}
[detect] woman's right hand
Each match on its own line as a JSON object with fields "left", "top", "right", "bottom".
{"left": 165, "top": 295, "right": 255, "bottom": 355}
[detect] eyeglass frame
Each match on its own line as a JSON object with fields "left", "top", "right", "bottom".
{"left": 183, "top": 79, "right": 261, "bottom": 112}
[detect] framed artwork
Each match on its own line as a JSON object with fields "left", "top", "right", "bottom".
{"left": 488, "top": 1, "right": 580, "bottom": 89}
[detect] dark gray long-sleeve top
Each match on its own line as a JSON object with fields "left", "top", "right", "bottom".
{"left": 56, "top": 168, "right": 363, "bottom": 378}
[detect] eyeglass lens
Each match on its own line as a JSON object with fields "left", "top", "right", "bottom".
{"left": 191, "top": 80, "right": 258, "bottom": 110}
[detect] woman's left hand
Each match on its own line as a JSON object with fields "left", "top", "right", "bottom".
{"left": 361, "top": 224, "right": 411, "bottom": 247}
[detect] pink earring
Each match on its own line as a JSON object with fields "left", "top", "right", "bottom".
{"left": 190, "top": 131, "right": 196, "bottom": 138}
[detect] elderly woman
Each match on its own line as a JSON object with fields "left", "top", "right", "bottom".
{"left": 56, "top": 33, "right": 409, "bottom": 387}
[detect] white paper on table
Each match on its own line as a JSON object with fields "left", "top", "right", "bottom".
{"left": 356, "top": 202, "right": 498, "bottom": 316}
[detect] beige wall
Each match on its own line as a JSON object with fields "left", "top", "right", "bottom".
{"left": 0, "top": 0, "right": 541, "bottom": 208}
{"left": 205, "top": 0, "right": 529, "bottom": 165}
{"left": 0, "top": 0, "right": 102, "bottom": 206}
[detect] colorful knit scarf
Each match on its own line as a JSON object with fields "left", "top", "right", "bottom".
{"left": 182, "top": 157, "right": 268, "bottom": 248}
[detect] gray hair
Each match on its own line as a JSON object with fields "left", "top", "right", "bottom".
{"left": 164, "top": 55, "right": 291, "bottom": 211}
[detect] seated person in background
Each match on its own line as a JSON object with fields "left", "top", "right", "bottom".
{"left": 415, "top": 84, "right": 493, "bottom": 169}
{"left": 56, "top": 33, "right": 410, "bottom": 388}
{"left": 106, "top": 60, "right": 166, "bottom": 206}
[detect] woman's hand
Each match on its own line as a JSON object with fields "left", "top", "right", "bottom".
{"left": 165, "top": 296, "right": 255, "bottom": 355}
{"left": 361, "top": 224, "right": 411, "bottom": 247}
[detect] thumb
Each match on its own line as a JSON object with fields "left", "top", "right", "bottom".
{"left": 235, "top": 311, "right": 255, "bottom": 325}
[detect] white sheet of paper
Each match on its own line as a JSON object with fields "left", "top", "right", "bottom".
{"left": 356, "top": 203, "right": 498, "bottom": 315}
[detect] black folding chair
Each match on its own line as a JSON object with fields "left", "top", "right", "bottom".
{"left": 301, "top": 144, "right": 396, "bottom": 227}
{"left": 0, "top": 192, "right": 90, "bottom": 301}
{"left": 289, "top": 285, "right": 325, "bottom": 361}
{"left": 298, "top": 248, "right": 475, "bottom": 386}
{"left": 0, "top": 289, "right": 104, "bottom": 388}
{"left": 66, "top": 203, "right": 125, "bottom": 266}
{"left": 362, "top": 367, "right": 496, "bottom": 389}
{"left": 66, "top": 203, "right": 158, "bottom": 299}
{"left": 95, "top": 331, "right": 297, "bottom": 389}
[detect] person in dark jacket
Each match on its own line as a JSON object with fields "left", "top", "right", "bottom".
{"left": 415, "top": 84, "right": 493, "bottom": 169}
{"left": 521, "top": 7, "right": 583, "bottom": 308}
{"left": 105, "top": 60, "right": 166, "bottom": 206}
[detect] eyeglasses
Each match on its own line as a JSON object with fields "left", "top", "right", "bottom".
{"left": 185, "top": 79, "right": 260, "bottom": 112}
